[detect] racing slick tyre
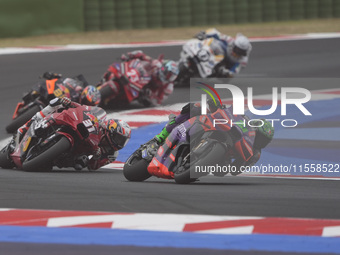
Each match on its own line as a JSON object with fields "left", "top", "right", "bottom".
{"left": 123, "top": 152, "right": 151, "bottom": 182}
{"left": 0, "top": 146, "right": 15, "bottom": 169}
{"left": 174, "top": 143, "right": 226, "bottom": 184}
{"left": 22, "top": 136, "right": 71, "bottom": 172}
{"left": 6, "top": 105, "right": 41, "bottom": 133}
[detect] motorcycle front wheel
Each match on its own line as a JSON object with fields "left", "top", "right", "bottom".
{"left": 22, "top": 136, "right": 71, "bottom": 172}
{"left": 123, "top": 151, "right": 151, "bottom": 182}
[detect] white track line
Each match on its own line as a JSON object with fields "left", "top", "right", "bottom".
{"left": 1, "top": 33, "right": 340, "bottom": 55}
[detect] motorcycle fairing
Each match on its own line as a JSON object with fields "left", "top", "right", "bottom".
{"left": 234, "top": 137, "right": 253, "bottom": 162}
{"left": 103, "top": 59, "right": 153, "bottom": 104}
{"left": 124, "top": 60, "right": 152, "bottom": 102}
{"left": 147, "top": 121, "right": 191, "bottom": 179}
{"left": 12, "top": 102, "right": 25, "bottom": 119}
{"left": 207, "top": 108, "right": 255, "bottom": 162}
{"left": 54, "top": 84, "right": 71, "bottom": 99}
{"left": 46, "top": 79, "right": 58, "bottom": 94}
{"left": 180, "top": 38, "right": 224, "bottom": 78}
{"left": 147, "top": 157, "right": 174, "bottom": 179}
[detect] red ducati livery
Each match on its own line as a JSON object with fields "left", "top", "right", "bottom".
{"left": 0, "top": 104, "right": 106, "bottom": 172}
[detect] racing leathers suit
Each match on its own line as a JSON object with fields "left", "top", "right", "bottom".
{"left": 195, "top": 28, "right": 251, "bottom": 78}
{"left": 151, "top": 102, "right": 261, "bottom": 177}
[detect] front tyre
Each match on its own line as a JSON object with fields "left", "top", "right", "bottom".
{"left": 174, "top": 143, "right": 226, "bottom": 184}
{"left": 22, "top": 136, "right": 71, "bottom": 172}
{"left": 123, "top": 152, "right": 151, "bottom": 182}
{"left": 6, "top": 105, "right": 41, "bottom": 133}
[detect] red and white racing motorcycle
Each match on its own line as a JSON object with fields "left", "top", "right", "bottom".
{"left": 97, "top": 57, "right": 160, "bottom": 107}
{"left": 0, "top": 102, "right": 105, "bottom": 172}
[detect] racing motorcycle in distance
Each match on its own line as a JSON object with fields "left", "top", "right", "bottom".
{"left": 0, "top": 100, "right": 106, "bottom": 172}
{"left": 6, "top": 73, "right": 88, "bottom": 134}
{"left": 123, "top": 107, "right": 256, "bottom": 184}
{"left": 174, "top": 37, "right": 225, "bottom": 87}
{"left": 97, "top": 57, "right": 160, "bottom": 108}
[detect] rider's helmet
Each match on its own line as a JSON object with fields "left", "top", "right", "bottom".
{"left": 253, "top": 119, "right": 274, "bottom": 149}
{"left": 102, "top": 119, "right": 131, "bottom": 150}
{"left": 80, "top": 85, "right": 101, "bottom": 106}
{"left": 158, "top": 60, "right": 179, "bottom": 83}
{"left": 231, "top": 33, "right": 252, "bottom": 58}
{"left": 207, "top": 98, "right": 223, "bottom": 113}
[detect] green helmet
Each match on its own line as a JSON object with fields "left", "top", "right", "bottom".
{"left": 253, "top": 119, "right": 274, "bottom": 149}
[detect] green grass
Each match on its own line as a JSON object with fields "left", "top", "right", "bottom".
{"left": 0, "top": 18, "right": 339, "bottom": 47}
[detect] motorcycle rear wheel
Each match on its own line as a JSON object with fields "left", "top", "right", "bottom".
{"left": 22, "top": 136, "right": 71, "bottom": 172}
{"left": 6, "top": 105, "right": 41, "bottom": 133}
{"left": 174, "top": 143, "right": 226, "bottom": 184}
{"left": 123, "top": 152, "right": 151, "bottom": 182}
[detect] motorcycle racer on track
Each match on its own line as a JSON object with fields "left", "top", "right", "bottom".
{"left": 15, "top": 97, "right": 131, "bottom": 171}
{"left": 6, "top": 71, "right": 103, "bottom": 134}
{"left": 99, "top": 50, "right": 179, "bottom": 106}
{"left": 147, "top": 100, "right": 274, "bottom": 177}
{"left": 42, "top": 71, "right": 102, "bottom": 106}
{"left": 195, "top": 28, "right": 252, "bottom": 78}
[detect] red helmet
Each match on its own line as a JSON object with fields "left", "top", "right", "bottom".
{"left": 80, "top": 85, "right": 101, "bottom": 106}
{"left": 103, "top": 119, "right": 131, "bottom": 150}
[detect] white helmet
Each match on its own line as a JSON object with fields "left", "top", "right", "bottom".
{"left": 232, "top": 33, "right": 252, "bottom": 57}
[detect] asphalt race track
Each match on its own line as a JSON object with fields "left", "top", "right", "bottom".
{"left": 0, "top": 37, "right": 340, "bottom": 216}
{"left": 0, "top": 38, "right": 340, "bottom": 254}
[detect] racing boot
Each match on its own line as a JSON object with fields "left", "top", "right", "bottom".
{"left": 154, "top": 127, "right": 169, "bottom": 145}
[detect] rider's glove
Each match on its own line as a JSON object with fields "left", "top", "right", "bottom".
{"left": 60, "top": 97, "right": 72, "bottom": 108}
{"left": 92, "top": 147, "right": 102, "bottom": 160}
{"left": 195, "top": 31, "right": 206, "bottom": 40}
{"left": 217, "top": 66, "right": 232, "bottom": 78}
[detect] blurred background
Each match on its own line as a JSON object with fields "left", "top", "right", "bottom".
{"left": 0, "top": 0, "right": 339, "bottom": 41}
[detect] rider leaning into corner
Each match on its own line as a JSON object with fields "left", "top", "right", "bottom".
{"left": 195, "top": 28, "right": 252, "bottom": 78}
{"left": 147, "top": 99, "right": 274, "bottom": 177}
{"left": 42, "top": 71, "right": 102, "bottom": 106}
{"left": 15, "top": 97, "right": 131, "bottom": 171}
{"left": 99, "top": 50, "right": 179, "bottom": 106}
